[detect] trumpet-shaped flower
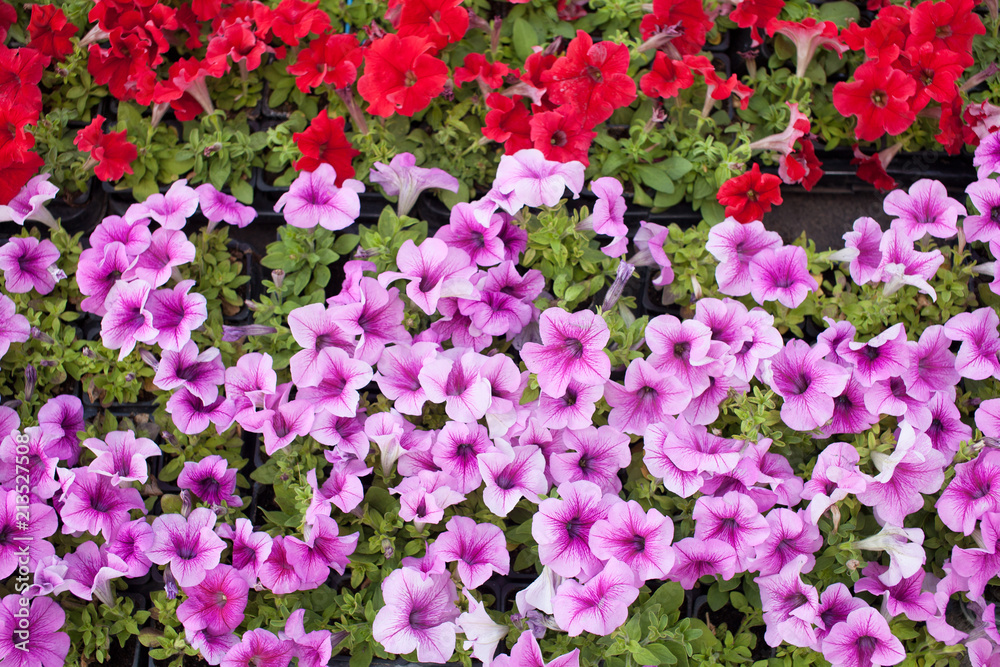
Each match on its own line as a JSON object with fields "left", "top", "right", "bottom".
{"left": 155, "top": 342, "right": 226, "bottom": 404}
{"left": 821, "top": 607, "right": 905, "bottom": 667}
{"left": 457, "top": 590, "right": 508, "bottom": 667}
{"left": 379, "top": 238, "right": 477, "bottom": 316}
{"left": 749, "top": 508, "right": 823, "bottom": 576}
{"left": 550, "top": 425, "right": 632, "bottom": 495}
{"left": 148, "top": 280, "right": 209, "bottom": 352}
{"left": 668, "top": 537, "right": 738, "bottom": 589}
{"left": 275, "top": 164, "right": 363, "bottom": 231}
{"left": 196, "top": 184, "right": 256, "bottom": 229}
{"left": 490, "top": 630, "right": 579, "bottom": 667}
{"left": 125, "top": 228, "right": 196, "bottom": 288}
{"left": 221, "top": 629, "right": 291, "bottom": 667}
{"left": 178, "top": 455, "right": 240, "bottom": 507}
{"left": 131, "top": 178, "right": 199, "bottom": 230}
{"left": 855, "top": 563, "right": 937, "bottom": 622}
{"left": 693, "top": 491, "right": 769, "bottom": 570}
{"left": 59, "top": 469, "right": 144, "bottom": 540}
{"left": 148, "top": 508, "right": 226, "bottom": 588}
{"left": 77, "top": 243, "right": 136, "bottom": 316}
{"left": 329, "top": 277, "right": 411, "bottom": 364}
{"left": 903, "top": 324, "right": 960, "bottom": 396}
{"left": 757, "top": 556, "right": 820, "bottom": 648}
{"left": 538, "top": 379, "right": 602, "bottom": 431}
{"left": 166, "top": 390, "right": 236, "bottom": 436}
{"left": 749, "top": 245, "right": 818, "bottom": 309}
{"left": 936, "top": 449, "right": 1000, "bottom": 535}
{"left": 522, "top": 308, "right": 611, "bottom": 398}
{"left": 0, "top": 237, "right": 60, "bottom": 294}
{"left": 63, "top": 541, "right": 127, "bottom": 605}
{"left": 965, "top": 177, "right": 1000, "bottom": 244}
{"left": 84, "top": 429, "right": 159, "bottom": 486}
{"left": 801, "top": 442, "right": 866, "bottom": 523}
{"left": 532, "top": 480, "right": 616, "bottom": 579}
{"left": 0, "top": 489, "right": 56, "bottom": 580}
{"left": 0, "top": 595, "right": 70, "bottom": 667}
{"left": 857, "top": 424, "right": 946, "bottom": 526}
{"left": 431, "top": 421, "right": 493, "bottom": 494}
{"left": 370, "top": 152, "right": 459, "bottom": 218}
{"left": 217, "top": 519, "right": 272, "bottom": 586}
{"left": 493, "top": 149, "right": 585, "bottom": 208}
{"left": 287, "top": 304, "right": 356, "bottom": 385}
{"left": 372, "top": 567, "right": 459, "bottom": 663}
{"left": 430, "top": 517, "right": 509, "bottom": 589}
{"left": 589, "top": 500, "right": 675, "bottom": 581}
{"left": 877, "top": 228, "right": 945, "bottom": 299}
{"left": 280, "top": 609, "right": 334, "bottom": 667}
{"left": 106, "top": 519, "right": 153, "bottom": 579}
{"left": 830, "top": 216, "right": 883, "bottom": 286}
{"left": 943, "top": 308, "right": 1000, "bottom": 380}
{"left": 705, "top": 218, "right": 783, "bottom": 296}
{"left": 177, "top": 564, "right": 249, "bottom": 634}
{"left": 883, "top": 179, "right": 965, "bottom": 241}
{"left": 478, "top": 441, "right": 547, "bottom": 517}
{"left": 390, "top": 471, "right": 466, "bottom": 528}
{"left": 436, "top": 204, "right": 507, "bottom": 266}
{"left": 0, "top": 174, "right": 59, "bottom": 227}
{"left": 100, "top": 279, "right": 159, "bottom": 360}
{"left": 37, "top": 395, "right": 84, "bottom": 464}
{"left": 295, "top": 347, "right": 373, "bottom": 417}
{"left": 645, "top": 315, "right": 718, "bottom": 395}
{"left": 604, "top": 357, "right": 691, "bottom": 435}
{"left": 854, "top": 525, "right": 925, "bottom": 587}
{"left": 766, "top": 340, "right": 851, "bottom": 431}
{"left": 420, "top": 350, "right": 493, "bottom": 424}
{"left": 552, "top": 559, "right": 640, "bottom": 636}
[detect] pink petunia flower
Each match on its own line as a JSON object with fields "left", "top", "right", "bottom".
{"left": 693, "top": 491, "right": 769, "bottom": 571}
{"left": 84, "top": 429, "right": 159, "bottom": 486}
{"left": 549, "top": 425, "right": 631, "bottom": 495}
{"left": 552, "top": 559, "right": 640, "bottom": 636}
{"left": 749, "top": 508, "right": 823, "bottom": 576}
{"left": 379, "top": 238, "right": 477, "bottom": 316}
{"left": 644, "top": 315, "right": 720, "bottom": 395}
{"left": 944, "top": 308, "right": 1000, "bottom": 380}
{"left": 493, "top": 149, "right": 585, "bottom": 208}
{"left": 275, "top": 164, "right": 364, "bottom": 231}
{"left": 178, "top": 455, "right": 240, "bottom": 507}
{"left": 125, "top": 228, "right": 196, "bottom": 287}
{"left": 756, "top": 556, "right": 820, "bottom": 648}
{"left": 705, "top": 218, "right": 782, "bottom": 296}
{"left": 531, "top": 480, "right": 616, "bottom": 579}
{"left": 372, "top": 567, "right": 459, "bottom": 663}
{"left": 0, "top": 595, "right": 70, "bottom": 667}
{"left": 295, "top": 347, "right": 373, "bottom": 417}
{"left": 77, "top": 243, "right": 137, "bottom": 316}
{"left": 0, "top": 237, "right": 60, "bottom": 294}
{"left": 431, "top": 421, "right": 494, "bottom": 494}
{"left": 369, "top": 152, "right": 459, "bottom": 217}
{"left": 521, "top": 308, "right": 611, "bottom": 399}
{"left": 965, "top": 177, "right": 1000, "bottom": 244}
{"left": 821, "top": 607, "right": 905, "bottom": 667}
{"left": 131, "top": 178, "right": 199, "bottom": 230}
{"left": 604, "top": 357, "right": 691, "bottom": 435}
{"left": 177, "top": 564, "right": 250, "bottom": 634}
{"left": 667, "top": 537, "right": 738, "bottom": 589}
{"left": 100, "top": 279, "right": 159, "bottom": 360}
{"left": 936, "top": 449, "right": 1000, "bottom": 535}
{"left": 221, "top": 629, "right": 292, "bottom": 667}
{"left": 877, "top": 228, "right": 945, "bottom": 299}
{"left": 0, "top": 489, "right": 56, "bottom": 580}
{"left": 429, "top": 516, "right": 509, "bottom": 589}
{"left": 0, "top": 174, "right": 60, "bottom": 227}
{"left": 59, "top": 469, "right": 145, "bottom": 540}
{"left": 435, "top": 203, "right": 507, "bottom": 267}
{"left": 148, "top": 280, "right": 209, "bottom": 352}
{"left": 477, "top": 441, "right": 548, "bottom": 518}
{"left": 829, "top": 216, "right": 883, "bottom": 286}
{"left": 490, "top": 630, "right": 579, "bottom": 667}
{"left": 154, "top": 341, "right": 226, "bottom": 403}
{"left": 764, "top": 339, "right": 850, "bottom": 431}
{"left": 589, "top": 500, "right": 675, "bottom": 581}
{"left": 748, "top": 245, "right": 818, "bottom": 308}
{"left": 883, "top": 178, "right": 965, "bottom": 241}
{"left": 196, "top": 184, "right": 256, "bottom": 229}
{"left": 148, "top": 508, "right": 227, "bottom": 588}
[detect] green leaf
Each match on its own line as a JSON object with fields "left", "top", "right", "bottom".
{"left": 660, "top": 156, "right": 693, "bottom": 180}
{"left": 231, "top": 178, "right": 254, "bottom": 204}
{"left": 348, "top": 643, "right": 372, "bottom": 667}
{"left": 818, "top": 1, "right": 860, "bottom": 26}
{"left": 512, "top": 18, "right": 539, "bottom": 61}
{"left": 707, "top": 582, "right": 729, "bottom": 611}
{"left": 636, "top": 164, "right": 675, "bottom": 194}
{"left": 647, "top": 581, "right": 685, "bottom": 613}
{"left": 642, "top": 643, "right": 681, "bottom": 665}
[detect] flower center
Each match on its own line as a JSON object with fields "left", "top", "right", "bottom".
{"left": 791, "top": 372, "right": 811, "bottom": 395}
{"left": 870, "top": 90, "right": 887, "bottom": 108}
{"left": 495, "top": 467, "right": 516, "bottom": 490}
{"left": 935, "top": 25, "right": 952, "bottom": 39}
{"left": 631, "top": 534, "right": 646, "bottom": 553}
{"left": 408, "top": 608, "right": 430, "bottom": 630}
{"left": 745, "top": 189, "right": 758, "bottom": 202}
{"left": 565, "top": 516, "right": 585, "bottom": 540}
{"left": 562, "top": 387, "right": 579, "bottom": 407}
{"left": 551, "top": 130, "right": 567, "bottom": 147}
{"left": 673, "top": 341, "right": 691, "bottom": 359}
{"left": 404, "top": 70, "right": 418, "bottom": 87}
{"left": 564, "top": 337, "right": 585, "bottom": 359}
{"left": 638, "top": 386, "right": 657, "bottom": 400}
{"left": 586, "top": 65, "right": 603, "bottom": 83}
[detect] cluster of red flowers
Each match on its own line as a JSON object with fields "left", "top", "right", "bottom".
{"left": 73, "top": 115, "right": 139, "bottom": 182}
{"left": 832, "top": 0, "right": 984, "bottom": 150}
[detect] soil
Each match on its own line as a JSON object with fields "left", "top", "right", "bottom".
{"left": 105, "top": 636, "right": 139, "bottom": 667}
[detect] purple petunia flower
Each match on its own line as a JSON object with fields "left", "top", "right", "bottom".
{"left": 883, "top": 179, "right": 965, "bottom": 241}
{"left": 59, "top": 469, "right": 145, "bottom": 540}
{"left": 491, "top": 629, "right": 579, "bottom": 667}
{"left": 668, "top": 537, "right": 738, "bottom": 589}
{"left": 478, "top": 441, "right": 547, "bottom": 517}
{"left": 857, "top": 423, "right": 946, "bottom": 526}
{"left": 521, "top": 308, "right": 611, "bottom": 399}
{"left": 630, "top": 220, "right": 674, "bottom": 288}
{"left": 372, "top": 566, "right": 459, "bottom": 663}
{"left": 420, "top": 349, "right": 493, "bottom": 424}
{"left": 644, "top": 315, "right": 720, "bottom": 396}
{"left": 295, "top": 347, "right": 373, "bottom": 417}
{"left": 431, "top": 421, "right": 493, "bottom": 494}
{"left": 148, "top": 280, "right": 209, "bottom": 351}
{"left": 821, "top": 607, "right": 905, "bottom": 667}
{"left": 531, "top": 480, "right": 616, "bottom": 579}
{"left": 705, "top": 218, "right": 783, "bottom": 296}
{"left": 854, "top": 525, "right": 926, "bottom": 587}
{"left": 429, "top": 516, "right": 509, "bottom": 589}
{"left": 63, "top": 541, "right": 128, "bottom": 605}
{"left": 0, "top": 174, "right": 59, "bottom": 227}
{"left": 457, "top": 590, "right": 507, "bottom": 667}
{"left": 275, "top": 164, "right": 364, "bottom": 231}
{"left": 903, "top": 324, "right": 961, "bottom": 397}
{"left": 287, "top": 304, "right": 356, "bottom": 386}
{"left": 749, "top": 245, "right": 818, "bottom": 309}
{"left": 966, "top": 177, "right": 1000, "bottom": 244}
{"left": 370, "top": 152, "right": 459, "bottom": 218}
{"left": 0, "top": 237, "right": 60, "bottom": 295}
{"left": 329, "top": 277, "right": 411, "bottom": 364}
{"left": 390, "top": 470, "right": 465, "bottom": 530}
{"left": 125, "top": 228, "right": 196, "bottom": 287}
{"left": 196, "top": 184, "right": 256, "bottom": 229}
{"left": 84, "top": 429, "right": 159, "bottom": 486}
{"left": 538, "top": 379, "right": 602, "bottom": 431}
{"left": 944, "top": 308, "right": 1000, "bottom": 380}
{"left": 920, "top": 392, "right": 971, "bottom": 461}
{"left": 436, "top": 203, "right": 507, "bottom": 267}
{"left": 801, "top": 441, "right": 866, "bottom": 523}
{"left": 148, "top": 508, "right": 227, "bottom": 587}
{"left": 217, "top": 518, "right": 272, "bottom": 586}
{"left": 106, "top": 519, "right": 153, "bottom": 579}
{"left": 90, "top": 216, "right": 152, "bottom": 258}
{"left": 0, "top": 489, "right": 56, "bottom": 580}
{"left": 812, "top": 584, "right": 867, "bottom": 649}
{"left": 178, "top": 455, "right": 240, "bottom": 507}
{"left": 100, "top": 279, "right": 159, "bottom": 360}
{"left": 154, "top": 341, "right": 226, "bottom": 403}
{"left": 131, "top": 178, "right": 198, "bottom": 230}
{"left": 840, "top": 323, "right": 911, "bottom": 387}
{"left": 177, "top": 564, "right": 250, "bottom": 634}
{"left": 589, "top": 499, "right": 675, "bottom": 581}
{"left": 379, "top": 238, "right": 478, "bottom": 316}
{"left": 189, "top": 628, "right": 239, "bottom": 666}
{"left": 693, "top": 491, "right": 769, "bottom": 571}
{"left": 221, "top": 629, "right": 292, "bottom": 667}
{"left": 0, "top": 427, "right": 59, "bottom": 501}
{"left": 974, "top": 131, "right": 1000, "bottom": 179}
{"left": 764, "top": 339, "right": 850, "bottom": 431}
{"left": 0, "top": 595, "right": 70, "bottom": 667}
{"left": 166, "top": 389, "right": 237, "bottom": 436}
{"left": 604, "top": 357, "right": 691, "bottom": 435}
{"left": 877, "top": 228, "right": 945, "bottom": 299}
{"left": 829, "top": 216, "right": 884, "bottom": 286}
{"left": 587, "top": 177, "right": 629, "bottom": 256}
{"left": 937, "top": 449, "right": 1000, "bottom": 535}
{"left": 756, "top": 556, "right": 820, "bottom": 648}
{"left": 749, "top": 508, "right": 823, "bottom": 576}
{"left": 855, "top": 563, "right": 936, "bottom": 622}
{"left": 649, "top": 414, "right": 741, "bottom": 476}
{"left": 494, "top": 149, "right": 585, "bottom": 209}
{"left": 280, "top": 609, "right": 334, "bottom": 667}
{"left": 77, "top": 243, "right": 136, "bottom": 316}
{"left": 37, "top": 395, "right": 84, "bottom": 464}
{"left": 553, "top": 558, "right": 640, "bottom": 636}
{"left": 550, "top": 425, "right": 631, "bottom": 495}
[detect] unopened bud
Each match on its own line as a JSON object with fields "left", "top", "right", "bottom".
{"left": 381, "top": 538, "right": 394, "bottom": 559}
{"left": 222, "top": 324, "right": 278, "bottom": 342}
{"left": 180, "top": 489, "right": 193, "bottom": 518}
{"left": 24, "top": 365, "right": 36, "bottom": 403}
{"left": 203, "top": 142, "right": 223, "bottom": 158}
{"left": 271, "top": 269, "right": 285, "bottom": 289}
{"left": 602, "top": 260, "right": 635, "bottom": 311}
{"left": 139, "top": 349, "right": 159, "bottom": 371}
{"left": 845, "top": 559, "right": 860, "bottom": 571}
{"left": 29, "top": 327, "right": 54, "bottom": 344}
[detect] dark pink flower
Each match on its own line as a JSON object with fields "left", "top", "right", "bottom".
{"left": 0, "top": 236, "right": 60, "bottom": 294}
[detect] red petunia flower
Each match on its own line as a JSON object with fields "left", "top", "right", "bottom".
{"left": 0, "top": 46, "right": 45, "bottom": 116}
{"left": 396, "top": 0, "right": 469, "bottom": 52}
{"left": 542, "top": 31, "right": 637, "bottom": 129}
{"left": 257, "top": 0, "right": 330, "bottom": 47}
{"left": 287, "top": 33, "right": 363, "bottom": 93}
{"left": 0, "top": 2, "right": 16, "bottom": 41}
{"left": 27, "top": 5, "right": 78, "bottom": 66}
{"left": 0, "top": 102, "right": 38, "bottom": 164}
{"left": 907, "top": 0, "right": 984, "bottom": 66}
{"left": 454, "top": 53, "right": 510, "bottom": 90}
{"left": 0, "top": 152, "right": 44, "bottom": 206}
{"left": 557, "top": 0, "right": 589, "bottom": 20}
{"left": 779, "top": 139, "right": 823, "bottom": 191}
{"left": 153, "top": 58, "right": 218, "bottom": 120}
{"left": 483, "top": 93, "right": 533, "bottom": 154}
{"left": 850, "top": 144, "right": 897, "bottom": 192}
{"left": 640, "top": 52, "right": 695, "bottom": 99}
{"left": 640, "top": 0, "right": 714, "bottom": 56}
{"left": 684, "top": 55, "right": 754, "bottom": 110}
{"left": 86, "top": 30, "right": 158, "bottom": 105}
{"left": 206, "top": 18, "right": 271, "bottom": 72}
{"left": 840, "top": 4, "right": 910, "bottom": 61}
{"left": 74, "top": 115, "right": 138, "bottom": 182}
{"left": 900, "top": 43, "right": 963, "bottom": 111}
{"left": 357, "top": 34, "right": 448, "bottom": 118}
{"left": 529, "top": 109, "right": 596, "bottom": 165}
{"left": 765, "top": 18, "right": 848, "bottom": 79}
{"left": 292, "top": 110, "right": 360, "bottom": 183}
{"left": 731, "top": 0, "right": 785, "bottom": 44}
{"left": 935, "top": 95, "right": 968, "bottom": 155}
{"left": 716, "top": 163, "right": 783, "bottom": 223}
{"left": 832, "top": 60, "right": 917, "bottom": 142}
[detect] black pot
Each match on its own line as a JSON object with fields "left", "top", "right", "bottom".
{"left": 223, "top": 239, "right": 261, "bottom": 325}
